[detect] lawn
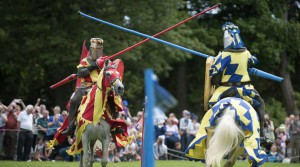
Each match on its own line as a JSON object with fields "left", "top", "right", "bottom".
{"left": 0, "top": 160, "right": 299, "bottom": 167}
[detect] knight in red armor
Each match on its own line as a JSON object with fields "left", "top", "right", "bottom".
{"left": 62, "top": 38, "right": 107, "bottom": 135}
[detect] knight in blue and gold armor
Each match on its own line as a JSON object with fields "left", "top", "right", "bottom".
{"left": 208, "top": 22, "right": 270, "bottom": 144}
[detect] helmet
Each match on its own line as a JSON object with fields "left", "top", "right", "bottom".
{"left": 222, "top": 22, "right": 246, "bottom": 50}
{"left": 89, "top": 38, "right": 104, "bottom": 61}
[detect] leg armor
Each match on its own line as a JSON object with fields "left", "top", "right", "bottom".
{"left": 252, "top": 90, "right": 266, "bottom": 137}
{"left": 62, "top": 87, "right": 88, "bottom": 135}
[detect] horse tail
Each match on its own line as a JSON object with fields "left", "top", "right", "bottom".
{"left": 206, "top": 108, "right": 244, "bottom": 167}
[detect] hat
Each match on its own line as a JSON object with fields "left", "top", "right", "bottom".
{"left": 122, "top": 100, "right": 128, "bottom": 106}
{"left": 183, "top": 110, "right": 190, "bottom": 115}
{"left": 279, "top": 124, "right": 285, "bottom": 131}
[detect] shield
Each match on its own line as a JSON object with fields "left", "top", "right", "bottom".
{"left": 204, "top": 56, "right": 215, "bottom": 111}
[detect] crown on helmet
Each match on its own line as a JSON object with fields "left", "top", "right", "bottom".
{"left": 222, "top": 22, "right": 246, "bottom": 50}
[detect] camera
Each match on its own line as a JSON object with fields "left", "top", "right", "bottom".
{"left": 14, "top": 99, "right": 21, "bottom": 103}
{"left": 40, "top": 98, "right": 47, "bottom": 103}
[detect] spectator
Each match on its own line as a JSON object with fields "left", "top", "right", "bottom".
{"left": 264, "top": 114, "right": 275, "bottom": 153}
{"left": 123, "top": 138, "right": 137, "bottom": 161}
{"left": 32, "top": 137, "right": 48, "bottom": 161}
{"left": 122, "top": 100, "right": 132, "bottom": 120}
{"left": 267, "top": 144, "right": 283, "bottom": 162}
{"left": 14, "top": 99, "right": 26, "bottom": 115}
{"left": 278, "top": 130, "right": 287, "bottom": 156}
{"left": 17, "top": 104, "right": 34, "bottom": 161}
{"left": 40, "top": 104, "right": 47, "bottom": 117}
{"left": 179, "top": 110, "right": 192, "bottom": 151}
{"left": 0, "top": 103, "right": 8, "bottom": 159}
{"left": 4, "top": 102, "right": 19, "bottom": 160}
{"left": 164, "top": 118, "right": 179, "bottom": 149}
{"left": 44, "top": 141, "right": 52, "bottom": 160}
{"left": 34, "top": 98, "right": 42, "bottom": 118}
{"left": 32, "top": 108, "right": 40, "bottom": 150}
{"left": 57, "top": 136, "right": 80, "bottom": 161}
{"left": 187, "top": 115, "right": 200, "bottom": 144}
{"left": 61, "top": 110, "right": 68, "bottom": 122}
{"left": 37, "top": 110, "right": 49, "bottom": 140}
{"left": 169, "top": 142, "right": 181, "bottom": 160}
{"left": 168, "top": 113, "right": 179, "bottom": 126}
{"left": 289, "top": 113, "right": 300, "bottom": 163}
{"left": 274, "top": 137, "right": 285, "bottom": 158}
{"left": 153, "top": 136, "right": 168, "bottom": 160}
{"left": 154, "top": 119, "right": 166, "bottom": 140}
{"left": 49, "top": 105, "right": 64, "bottom": 122}
{"left": 136, "top": 132, "right": 143, "bottom": 158}
{"left": 137, "top": 111, "right": 143, "bottom": 122}
{"left": 47, "top": 109, "right": 63, "bottom": 140}
{"left": 284, "top": 116, "right": 291, "bottom": 140}
{"left": 128, "top": 116, "right": 138, "bottom": 135}
{"left": 107, "top": 140, "right": 118, "bottom": 162}
{"left": 285, "top": 140, "right": 292, "bottom": 158}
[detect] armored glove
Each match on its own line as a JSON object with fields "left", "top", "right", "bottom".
{"left": 96, "top": 56, "right": 109, "bottom": 69}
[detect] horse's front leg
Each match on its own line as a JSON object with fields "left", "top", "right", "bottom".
{"left": 79, "top": 151, "right": 83, "bottom": 167}
{"left": 89, "top": 141, "right": 95, "bottom": 167}
{"left": 223, "top": 146, "right": 244, "bottom": 167}
{"left": 101, "top": 138, "right": 109, "bottom": 167}
{"left": 82, "top": 133, "right": 89, "bottom": 167}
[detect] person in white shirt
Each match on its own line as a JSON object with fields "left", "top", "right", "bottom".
{"left": 0, "top": 104, "right": 8, "bottom": 159}
{"left": 179, "top": 110, "right": 192, "bottom": 151}
{"left": 165, "top": 118, "right": 180, "bottom": 149}
{"left": 187, "top": 115, "right": 200, "bottom": 144}
{"left": 124, "top": 138, "right": 137, "bottom": 161}
{"left": 17, "top": 105, "right": 34, "bottom": 161}
{"left": 153, "top": 137, "right": 168, "bottom": 160}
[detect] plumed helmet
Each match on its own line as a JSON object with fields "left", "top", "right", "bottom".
{"left": 222, "top": 22, "right": 246, "bottom": 50}
{"left": 89, "top": 37, "right": 104, "bottom": 61}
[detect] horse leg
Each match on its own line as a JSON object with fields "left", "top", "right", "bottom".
{"left": 79, "top": 151, "right": 83, "bottom": 167}
{"left": 223, "top": 146, "right": 244, "bottom": 167}
{"left": 82, "top": 133, "right": 89, "bottom": 167}
{"left": 89, "top": 140, "right": 95, "bottom": 167}
{"left": 101, "top": 138, "right": 109, "bottom": 167}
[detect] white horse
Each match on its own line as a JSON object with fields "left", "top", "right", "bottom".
{"left": 185, "top": 97, "right": 266, "bottom": 167}
{"left": 77, "top": 59, "right": 125, "bottom": 167}
{"left": 205, "top": 97, "right": 267, "bottom": 167}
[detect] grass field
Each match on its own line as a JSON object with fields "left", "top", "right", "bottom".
{"left": 0, "top": 160, "right": 299, "bottom": 167}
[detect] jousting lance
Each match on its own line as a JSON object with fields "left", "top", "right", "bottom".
{"left": 78, "top": 11, "right": 284, "bottom": 82}
{"left": 108, "top": 3, "right": 221, "bottom": 60}
{"left": 50, "top": 4, "right": 221, "bottom": 89}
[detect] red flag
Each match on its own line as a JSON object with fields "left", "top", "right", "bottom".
{"left": 76, "top": 40, "right": 89, "bottom": 88}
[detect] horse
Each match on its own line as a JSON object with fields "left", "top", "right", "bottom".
{"left": 75, "top": 59, "right": 125, "bottom": 167}
{"left": 185, "top": 97, "right": 267, "bottom": 167}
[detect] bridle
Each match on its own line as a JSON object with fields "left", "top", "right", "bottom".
{"left": 97, "top": 65, "right": 122, "bottom": 95}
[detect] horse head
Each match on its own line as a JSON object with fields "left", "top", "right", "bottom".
{"left": 103, "top": 59, "right": 124, "bottom": 96}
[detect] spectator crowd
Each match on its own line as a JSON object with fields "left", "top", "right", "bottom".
{"left": 0, "top": 98, "right": 299, "bottom": 164}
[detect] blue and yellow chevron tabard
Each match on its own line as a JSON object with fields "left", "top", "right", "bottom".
{"left": 184, "top": 97, "right": 267, "bottom": 167}
{"left": 208, "top": 50, "right": 259, "bottom": 108}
